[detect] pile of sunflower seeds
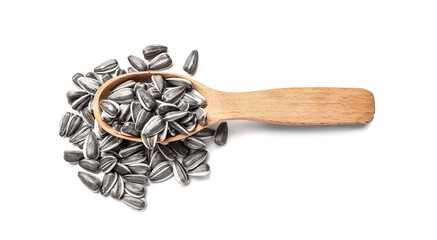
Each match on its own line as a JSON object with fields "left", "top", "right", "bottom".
{"left": 60, "top": 45, "right": 228, "bottom": 210}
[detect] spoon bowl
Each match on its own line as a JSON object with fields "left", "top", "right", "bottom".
{"left": 94, "top": 71, "right": 375, "bottom": 143}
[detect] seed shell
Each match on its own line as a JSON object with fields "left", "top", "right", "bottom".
{"left": 183, "top": 50, "right": 199, "bottom": 75}
{"left": 78, "top": 171, "right": 101, "bottom": 192}
{"left": 100, "top": 172, "right": 118, "bottom": 196}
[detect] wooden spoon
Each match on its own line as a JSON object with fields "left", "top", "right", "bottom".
{"left": 93, "top": 71, "right": 375, "bottom": 143}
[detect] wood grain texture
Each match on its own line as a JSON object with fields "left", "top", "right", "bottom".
{"left": 94, "top": 72, "right": 375, "bottom": 143}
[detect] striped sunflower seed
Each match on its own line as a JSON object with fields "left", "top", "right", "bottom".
{"left": 128, "top": 163, "right": 150, "bottom": 175}
{"left": 128, "top": 55, "right": 148, "bottom": 71}
{"left": 100, "top": 99, "right": 120, "bottom": 118}
{"left": 183, "top": 118, "right": 197, "bottom": 132}
{"left": 185, "top": 137, "right": 206, "bottom": 150}
{"left": 99, "top": 156, "right": 117, "bottom": 173}
{"left": 100, "top": 172, "right": 118, "bottom": 196}
{"left": 71, "top": 94, "right": 91, "bottom": 111}
{"left": 142, "top": 44, "right": 168, "bottom": 60}
{"left": 177, "top": 100, "right": 190, "bottom": 112}
{"left": 169, "top": 121, "right": 189, "bottom": 135}
{"left": 186, "top": 89, "right": 207, "bottom": 107}
{"left": 111, "top": 80, "right": 136, "bottom": 93}
{"left": 149, "top": 161, "right": 173, "bottom": 183}
{"left": 173, "top": 160, "right": 190, "bottom": 184}
{"left": 108, "top": 88, "right": 135, "bottom": 104}
{"left": 118, "top": 103, "right": 131, "bottom": 122}
{"left": 102, "top": 111, "right": 114, "bottom": 124}
{"left": 188, "top": 163, "right": 210, "bottom": 177}
{"left": 86, "top": 71, "right": 101, "bottom": 83}
{"left": 120, "top": 122, "right": 139, "bottom": 137}
{"left": 94, "top": 59, "right": 119, "bottom": 74}
{"left": 83, "top": 132, "right": 99, "bottom": 159}
{"left": 80, "top": 108, "right": 95, "bottom": 127}
{"left": 141, "top": 115, "right": 166, "bottom": 138}
{"left": 122, "top": 195, "right": 146, "bottom": 211}
{"left": 121, "top": 152, "right": 147, "bottom": 165}
{"left": 162, "top": 86, "right": 185, "bottom": 104}
{"left": 195, "top": 107, "right": 207, "bottom": 125}
{"left": 166, "top": 78, "right": 192, "bottom": 89}
{"left": 79, "top": 159, "right": 100, "bottom": 173}
{"left": 72, "top": 73, "right": 84, "bottom": 88}
{"left": 130, "top": 100, "right": 142, "bottom": 123}
{"left": 178, "top": 112, "right": 194, "bottom": 124}
{"left": 99, "top": 135, "right": 123, "bottom": 152}
{"left": 135, "top": 109, "right": 153, "bottom": 132}
{"left": 78, "top": 171, "right": 101, "bottom": 192}
{"left": 110, "top": 174, "right": 124, "bottom": 199}
{"left": 151, "top": 75, "right": 165, "bottom": 93}
{"left": 133, "top": 82, "right": 147, "bottom": 93}
{"left": 124, "top": 182, "right": 146, "bottom": 198}
{"left": 183, "top": 150, "right": 208, "bottom": 171}
{"left": 149, "top": 53, "right": 172, "bottom": 70}
{"left": 214, "top": 122, "right": 228, "bottom": 146}
{"left": 148, "top": 86, "right": 162, "bottom": 99}
{"left": 63, "top": 150, "right": 84, "bottom": 163}
{"left": 157, "top": 144, "right": 177, "bottom": 161}
{"left": 158, "top": 122, "right": 168, "bottom": 142}
{"left": 142, "top": 134, "right": 157, "bottom": 150}
{"left": 123, "top": 174, "right": 148, "bottom": 184}
{"left": 69, "top": 125, "right": 92, "bottom": 144}
{"left": 65, "top": 114, "right": 83, "bottom": 138}
{"left": 164, "top": 111, "right": 189, "bottom": 122}
{"left": 149, "top": 151, "right": 165, "bottom": 169}
{"left": 77, "top": 76, "right": 102, "bottom": 95}
{"left": 137, "top": 88, "right": 156, "bottom": 111}
{"left": 114, "top": 162, "right": 132, "bottom": 175}
{"left": 157, "top": 103, "right": 179, "bottom": 115}
{"left": 59, "top": 112, "right": 72, "bottom": 137}
{"left": 119, "top": 144, "right": 144, "bottom": 158}
{"left": 168, "top": 141, "right": 190, "bottom": 157}
{"left": 183, "top": 50, "right": 199, "bottom": 75}
{"left": 67, "top": 90, "right": 87, "bottom": 105}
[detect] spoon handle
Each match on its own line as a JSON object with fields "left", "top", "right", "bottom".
{"left": 210, "top": 87, "right": 375, "bottom": 125}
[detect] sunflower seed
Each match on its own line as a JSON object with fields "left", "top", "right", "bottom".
{"left": 188, "top": 163, "right": 210, "bottom": 177}
{"left": 102, "top": 73, "right": 112, "bottom": 83}
{"left": 101, "top": 172, "right": 118, "bottom": 196}
{"left": 133, "top": 82, "right": 147, "bottom": 93}
{"left": 111, "top": 174, "right": 124, "bottom": 199}
{"left": 124, "top": 182, "right": 146, "bottom": 198}
{"left": 169, "top": 121, "right": 189, "bottom": 135}
{"left": 149, "top": 53, "right": 172, "bottom": 70}
{"left": 122, "top": 195, "right": 146, "bottom": 211}
{"left": 128, "top": 163, "right": 150, "bottom": 175}
{"left": 128, "top": 55, "right": 148, "bottom": 71}
{"left": 142, "top": 44, "right": 168, "bottom": 60}
{"left": 100, "top": 150, "right": 119, "bottom": 159}
{"left": 183, "top": 50, "right": 199, "bottom": 75}
{"left": 186, "top": 89, "right": 207, "bottom": 107}
{"left": 99, "top": 99, "right": 120, "bottom": 118}
{"left": 185, "top": 137, "right": 206, "bottom": 150}
{"left": 149, "top": 151, "right": 165, "bottom": 169}
{"left": 162, "top": 86, "right": 185, "bottom": 104}
{"left": 135, "top": 109, "right": 153, "bottom": 132}
{"left": 182, "top": 94, "right": 199, "bottom": 109}
{"left": 148, "top": 86, "right": 162, "bottom": 99}
{"left": 63, "top": 150, "right": 84, "bottom": 163}
{"left": 158, "top": 122, "right": 168, "bottom": 141}
{"left": 168, "top": 141, "right": 190, "bottom": 157}
{"left": 151, "top": 75, "right": 165, "bottom": 93}
{"left": 99, "top": 135, "right": 123, "bottom": 152}
{"left": 118, "top": 104, "right": 131, "bottom": 122}
{"left": 193, "top": 128, "right": 215, "bottom": 139}
{"left": 94, "top": 59, "right": 119, "bottom": 74}
{"left": 69, "top": 125, "right": 92, "bottom": 144}
{"left": 102, "top": 111, "right": 114, "bottom": 124}
{"left": 67, "top": 90, "right": 87, "bottom": 105}
{"left": 195, "top": 107, "right": 207, "bottom": 125}
{"left": 164, "top": 111, "right": 189, "bottom": 122}
{"left": 157, "top": 144, "right": 177, "bottom": 161}
{"left": 114, "top": 162, "right": 132, "bottom": 175}
{"left": 127, "top": 67, "right": 138, "bottom": 73}
{"left": 173, "top": 160, "right": 190, "bottom": 184}
{"left": 157, "top": 103, "right": 179, "bottom": 115}
{"left": 130, "top": 100, "right": 142, "bottom": 123}
{"left": 83, "top": 132, "right": 99, "bottom": 159}
{"left": 141, "top": 115, "right": 166, "bottom": 138}
{"left": 184, "top": 118, "right": 197, "bottom": 132}
{"left": 77, "top": 76, "right": 102, "bottom": 94}
{"left": 119, "top": 144, "right": 144, "bottom": 158}
{"left": 94, "top": 121, "right": 106, "bottom": 139}
{"left": 78, "top": 171, "right": 101, "bottom": 192}
{"left": 111, "top": 80, "right": 136, "bottom": 93}
{"left": 121, "top": 152, "right": 147, "bottom": 165}
{"left": 177, "top": 100, "right": 190, "bottom": 112}
{"left": 108, "top": 88, "right": 135, "bottom": 104}
{"left": 86, "top": 71, "right": 101, "bottom": 83}
{"left": 65, "top": 114, "right": 83, "bottom": 138}
{"left": 142, "top": 134, "right": 158, "bottom": 150}
{"left": 183, "top": 150, "right": 208, "bottom": 170}
{"left": 166, "top": 78, "right": 192, "bottom": 89}
{"left": 149, "top": 161, "right": 173, "bottom": 183}
{"left": 178, "top": 112, "right": 195, "bottom": 124}
{"left": 214, "top": 122, "right": 228, "bottom": 146}
{"left": 120, "top": 122, "right": 139, "bottom": 137}
{"left": 72, "top": 73, "right": 84, "bottom": 88}
{"left": 99, "top": 156, "right": 117, "bottom": 173}
{"left": 137, "top": 88, "right": 156, "bottom": 111}
{"left": 79, "top": 159, "right": 100, "bottom": 173}
{"left": 123, "top": 174, "right": 148, "bottom": 184}
{"left": 71, "top": 94, "right": 91, "bottom": 111}
{"left": 80, "top": 108, "right": 95, "bottom": 127}
{"left": 115, "top": 68, "right": 127, "bottom": 76}
{"left": 59, "top": 112, "right": 72, "bottom": 137}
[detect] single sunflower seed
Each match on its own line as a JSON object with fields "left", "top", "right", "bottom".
{"left": 122, "top": 195, "right": 146, "bottom": 211}
{"left": 80, "top": 108, "right": 95, "bottom": 127}
{"left": 183, "top": 150, "right": 208, "bottom": 171}
{"left": 83, "top": 132, "right": 99, "bottom": 159}
{"left": 118, "top": 103, "right": 131, "bottom": 122}
{"left": 67, "top": 90, "right": 87, "bottom": 105}
{"left": 166, "top": 78, "right": 192, "bottom": 89}
{"left": 173, "top": 160, "right": 190, "bottom": 184}
{"left": 135, "top": 109, "right": 153, "bottom": 132}
{"left": 214, "top": 122, "right": 228, "bottom": 146}
{"left": 121, "top": 152, "right": 147, "bottom": 165}
{"left": 108, "top": 88, "right": 135, "bottom": 104}
{"left": 142, "top": 44, "right": 168, "bottom": 60}
{"left": 113, "top": 162, "right": 132, "bottom": 175}
{"left": 157, "top": 103, "right": 179, "bottom": 116}
{"left": 188, "top": 163, "right": 210, "bottom": 177}
{"left": 149, "top": 151, "right": 165, "bottom": 170}
{"left": 169, "top": 121, "right": 189, "bottom": 135}
{"left": 63, "top": 150, "right": 84, "bottom": 163}
{"left": 119, "top": 144, "right": 144, "bottom": 158}
{"left": 162, "top": 86, "right": 185, "bottom": 104}
{"left": 127, "top": 67, "right": 138, "bottom": 73}
{"left": 100, "top": 99, "right": 120, "bottom": 118}
{"left": 157, "top": 144, "right": 177, "bottom": 161}
{"left": 86, "top": 71, "right": 101, "bottom": 83}
{"left": 110, "top": 174, "right": 124, "bottom": 199}
{"left": 128, "top": 163, "right": 150, "bottom": 175}
{"left": 130, "top": 100, "right": 142, "bottom": 124}
{"left": 99, "top": 156, "right": 117, "bottom": 173}
{"left": 120, "top": 122, "right": 139, "bottom": 137}
{"left": 193, "top": 128, "right": 215, "bottom": 139}
{"left": 142, "top": 134, "right": 157, "bottom": 150}
{"left": 65, "top": 114, "right": 83, "bottom": 138}
{"left": 72, "top": 73, "right": 84, "bottom": 88}
{"left": 149, "top": 161, "right": 173, "bottom": 183}
{"left": 94, "top": 59, "right": 119, "bottom": 74}
{"left": 78, "top": 171, "right": 101, "bottom": 192}
{"left": 123, "top": 174, "right": 148, "bottom": 184}
{"left": 164, "top": 111, "right": 189, "bottom": 122}
{"left": 185, "top": 136, "right": 206, "bottom": 150}
{"left": 183, "top": 50, "right": 199, "bottom": 75}
{"left": 137, "top": 88, "right": 156, "bottom": 111}
{"left": 77, "top": 76, "right": 102, "bottom": 95}
{"left": 128, "top": 55, "right": 148, "bottom": 71}
{"left": 141, "top": 115, "right": 166, "bottom": 138}
{"left": 59, "top": 112, "right": 72, "bottom": 137}
{"left": 149, "top": 53, "right": 172, "bottom": 70}
{"left": 71, "top": 94, "right": 91, "bottom": 111}
{"left": 100, "top": 172, "right": 118, "bottom": 196}
{"left": 79, "top": 159, "right": 100, "bottom": 173}
{"left": 168, "top": 141, "right": 190, "bottom": 157}
{"left": 124, "top": 182, "right": 146, "bottom": 198}
{"left": 195, "top": 107, "right": 207, "bottom": 125}
{"left": 99, "top": 135, "right": 123, "bottom": 152}
{"left": 69, "top": 125, "right": 92, "bottom": 144}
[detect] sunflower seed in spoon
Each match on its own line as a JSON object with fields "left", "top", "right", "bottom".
{"left": 149, "top": 151, "right": 165, "bottom": 170}
{"left": 77, "top": 76, "right": 102, "bottom": 95}
{"left": 141, "top": 115, "right": 166, "bottom": 138}
{"left": 99, "top": 135, "right": 123, "bottom": 152}
{"left": 177, "top": 100, "right": 190, "bottom": 112}
{"left": 72, "top": 73, "right": 83, "bottom": 88}
{"left": 128, "top": 55, "right": 148, "bottom": 71}
{"left": 123, "top": 174, "right": 148, "bottom": 184}
{"left": 122, "top": 195, "right": 146, "bottom": 211}
{"left": 183, "top": 50, "right": 199, "bottom": 75}
{"left": 188, "top": 163, "right": 210, "bottom": 177}
{"left": 80, "top": 108, "right": 95, "bottom": 127}
{"left": 195, "top": 107, "right": 207, "bottom": 125}
{"left": 110, "top": 174, "right": 124, "bottom": 199}
{"left": 124, "top": 182, "right": 146, "bottom": 198}
{"left": 59, "top": 112, "right": 72, "bottom": 137}
{"left": 120, "top": 122, "right": 139, "bottom": 137}
{"left": 214, "top": 122, "right": 228, "bottom": 146}
{"left": 157, "top": 103, "right": 179, "bottom": 115}
{"left": 108, "top": 88, "right": 135, "bottom": 104}
{"left": 164, "top": 111, "right": 189, "bottom": 122}
{"left": 67, "top": 90, "right": 87, "bottom": 105}
{"left": 186, "top": 89, "right": 207, "bottom": 107}
{"left": 78, "top": 171, "right": 101, "bottom": 192}
{"left": 100, "top": 172, "right": 118, "bottom": 196}
{"left": 148, "top": 86, "right": 162, "bottom": 99}
{"left": 157, "top": 144, "right": 177, "bottom": 161}
{"left": 99, "top": 156, "right": 117, "bottom": 173}
{"left": 71, "top": 94, "right": 91, "bottom": 111}
{"left": 128, "top": 163, "right": 150, "bottom": 175}
{"left": 183, "top": 150, "right": 208, "bottom": 171}
{"left": 192, "top": 128, "right": 215, "bottom": 139}
{"left": 83, "top": 132, "right": 99, "bottom": 159}
{"left": 135, "top": 109, "right": 153, "bottom": 132}
{"left": 184, "top": 118, "right": 197, "bottom": 132}
{"left": 142, "top": 134, "right": 157, "bottom": 150}
{"left": 162, "top": 86, "right": 185, "bottom": 104}
{"left": 118, "top": 104, "right": 131, "bottom": 122}
{"left": 65, "top": 114, "right": 83, "bottom": 138}
{"left": 185, "top": 137, "right": 206, "bottom": 150}
{"left": 99, "top": 99, "right": 120, "bottom": 118}
{"left": 149, "top": 53, "right": 172, "bottom": 70}
{"left": 79, "top": 159, "right": 100, "bottom": 173}
{"left": 173, "top": 160, "right": 190, "bottom": 184}
{"left": 102, "top": 111, "right": 114, "bottom": 124}
{"left": 111, "top": 80, "right": 135, "bottom": 93}
{"left": 94, "top": 59, "right": 119, "bottom": 74}
{"left": 169, "top": 121, "right": 189, "bottom": 135}
{"left": 134, "top": 82, "right": 147, "bottom": 93}
{"left": 63, "top": 150, "right": 84, "bottom": 163}
{"left": 149, "top": 161, "right": 173, "bottom": 183}
{"left": 151, "top": 75, "right": 165, "bottom": 93}
{"left": 137, "top": 88, "right": 156, "bottom": 111}
{"left": 168, "top": 141, "right": 190, "bottom": 157}
{"left": 114, "top": 163, "right": 132, "bottom": 175}
{"left": 166, "top": 78, "right": 192, "bottom": 89}
{"left": 130, "top": 100, "right": 142, "bottom": 123}
{"left": 142, "top": 44, "right": 167, "bottom": 60}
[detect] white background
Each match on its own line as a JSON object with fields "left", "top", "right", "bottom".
{"left": 0, "top": 0, "right": 436, "bottom": 239}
